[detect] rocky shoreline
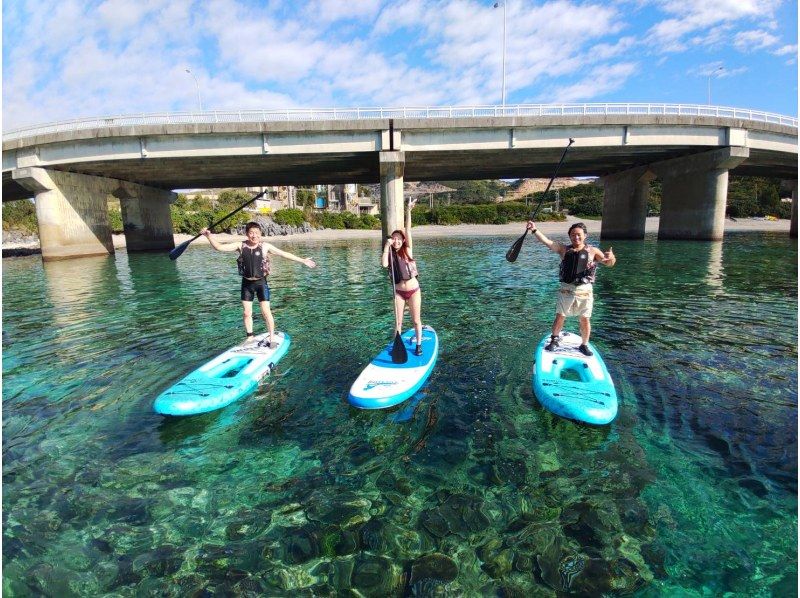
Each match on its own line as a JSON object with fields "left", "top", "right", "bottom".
{"left": 2, "top": 220, "right": 315, "bottom": 258}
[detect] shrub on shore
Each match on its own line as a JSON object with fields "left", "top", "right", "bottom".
{"left": 310, "top": 211, "right": 381, "bottom": 229}
{"left": 2, "top": 199, "right": 38, "bottom": 235}
{"left": 273, "top": 208, "right": 306, "bottom": 227}
{"left": 411, "top": 202, "right": 566, "bottom": 226}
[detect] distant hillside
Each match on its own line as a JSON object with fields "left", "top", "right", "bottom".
{"left": 502, "top": 178, "right": 591, "bottom": 202}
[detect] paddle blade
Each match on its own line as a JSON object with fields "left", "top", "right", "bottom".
{"left": 505, "top": 231, "right": 527, "bottom": 262}
{"left": 169, "top": 239, "right": 192, "bottom": 260}
{"left": 390, "top": 332, "right": 408, "bottom": 364}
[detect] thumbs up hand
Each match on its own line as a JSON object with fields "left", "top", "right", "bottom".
{"left": 603, "top": 247, "right": 616, "bottom": 265}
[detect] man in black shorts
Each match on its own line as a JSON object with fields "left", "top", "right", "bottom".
{"left": 201, "top": 222, "right": 317, "bottom": 345}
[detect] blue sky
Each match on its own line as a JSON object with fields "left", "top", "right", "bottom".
{"left": 3, "top": 0, "right": 797, "bottom": 130}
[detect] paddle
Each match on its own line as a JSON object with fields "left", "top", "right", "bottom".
{"left": 168, "top": 190, "right": 268, "bottom": 260}
{"left": 505, "top": 138, "right": 575, "bottom": 262}
{"left": 387, "top": 247, "right": 409, "bottom": 364}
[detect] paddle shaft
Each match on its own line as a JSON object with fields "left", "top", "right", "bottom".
{"left": 193, "top": 190, "right": 266, "bottom": 242}
{"left": 526, "top": 138, "right": 575, "bottom": 222}
{"left": 387, "top": 244, "right": 409, "bottom": 363}
{"left": 169, "top": 190, "right": 267, "bottom": 260}
{"left": 505, "top": 138, "right": 574, "bottom": 262}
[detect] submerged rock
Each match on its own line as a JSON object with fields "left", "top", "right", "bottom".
{"left": 408, "top": 553, "right": 458, "bottom": 596}
{"left": 320, "top": 527, "right": 360, "bottom": 557}
{"left": 491, "top": 458, "right": 529, "bottom": 487}
{"left": 537, "top": 551, "right": 646, "bottom": 595}
{"left": 351, "top": 554, "right": 400, "bottom": 597}
{"left": 267, "top": 524, "right": 322, "bottom": 565}
{"left": 306, "top": 491, "right": 372, "bottom": 528}
{"left": 132, "top": 544, "right": 183, "bottom": 578}
{"left": 376, "top": 470, "right": 414, "bottom": 495}
{"left": 419, "top": 492, "right": 490, "bottom": 539}
{"left": 481, "top": 548, "right": 514, "bottom": 579}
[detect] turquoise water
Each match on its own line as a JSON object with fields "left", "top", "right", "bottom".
{"left": 2, "top": 232, "right": 797, "bottom": 596}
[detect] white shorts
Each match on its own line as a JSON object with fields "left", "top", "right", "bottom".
{"left": 555, "top": 283, "right": 594, "bottom": 318}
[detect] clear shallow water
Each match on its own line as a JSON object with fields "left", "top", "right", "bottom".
{"left": 2, "top": 232, "right": 796, "bottom": 596}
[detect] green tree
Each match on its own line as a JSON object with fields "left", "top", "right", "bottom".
{"left": 296, "top": 187, "right": 316, "bottom": 208}
{"left": 2, "top": 199, "right": 38, "bottom": 234}
{"left": 440, "top": 180, "right": 506, "bottom": 204}
{"left": 217, "top": 189, "right": 251, "bottom": 210}
{"left": 726, "top": 176, "right": 782, "bottom": 217}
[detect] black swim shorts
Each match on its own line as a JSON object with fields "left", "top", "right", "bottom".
{"left": 241, "top": 277, "right": 270, "bottom": 302}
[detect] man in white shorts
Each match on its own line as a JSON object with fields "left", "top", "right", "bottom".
{"left": 526, "top": 221, "right": 616, "bottom": 356}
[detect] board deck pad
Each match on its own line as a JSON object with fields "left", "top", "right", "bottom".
{"left": 532, "top": 331, "right": 618, "bottom": 425}
{"left": 153, "top": 332, "right": 290, "bottom": 416}
{"left": 348, "top": 326, "right": 439, "bottom": 409}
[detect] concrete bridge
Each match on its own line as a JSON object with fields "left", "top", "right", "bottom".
{"left": 2, "top": 104, "right": 797, "bottom": 260}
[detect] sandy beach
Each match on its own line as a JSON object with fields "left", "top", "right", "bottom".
{"left": 2, "top": 216, "right": 792, "bottom": 255}
{"left": 144, "top": 216, "right": 792, "bottom": 248}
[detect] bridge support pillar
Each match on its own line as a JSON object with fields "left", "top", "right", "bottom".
{"left": 652, "top": 147, "right": 749, "bottom": 241}
{"left": 114, "top": 182, "right": 176, "bottom": 252}
{"left": 12, "top": 167, "right": 116, "bottom": 261}
{"left": 11, "top": 167, "right": 175, "bottom": 261}
{"left": 786, "top": 180, "right": 798, "bottom": 239}
{"left": 379, "top": 151, "right": 405, "bottom": 239}
{"left": 600, "top": 165, "right": 655, "bottom": 240}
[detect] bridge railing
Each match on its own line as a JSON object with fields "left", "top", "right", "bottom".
{"left": 4, "top": 103, "right": 797, "bottom": 141}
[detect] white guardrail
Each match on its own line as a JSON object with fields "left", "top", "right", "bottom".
{"left": 3, "top": 103, "right": 797, "bottom": 141}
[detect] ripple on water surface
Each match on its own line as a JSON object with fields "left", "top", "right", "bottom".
{"left": 2, "top": 232, "right": 796, "bottom": 595}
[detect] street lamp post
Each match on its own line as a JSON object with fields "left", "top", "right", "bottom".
{"left": 185, "top": 68, "right": 203, "bottom": 112}
{"left": 707, "top": 66, "right": 724, "bottom": 106}
{"left": 493, "top": 2, "right": 507, "bottom": 107}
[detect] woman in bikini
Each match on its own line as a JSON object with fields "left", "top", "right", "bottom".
{"left": 381, "top": 197, "right": 423, "bottom": 356}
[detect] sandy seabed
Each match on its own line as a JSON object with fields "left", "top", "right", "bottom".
{"left": 2, "top": 216, "right": 793, "bottom": 255}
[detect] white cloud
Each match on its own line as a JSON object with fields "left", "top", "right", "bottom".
{"left": 2, "top": 0, "right": 796, "bottom": 130}
{"left": 539, "top": 62, "right": 639, "bottom": 103}
{"left": 305, "top": 0, "right": 383, "bottom": 23}
{"left": 373, "top": 0, "right": 428, "bottom": 34}
{"left": 734, "top": 29, "right": 780, "bottom": 52}
{"left": 773, "top": 43, "right": 798, "bottom": 56}
{"left": 688, "top": 62, "right": 748, "bottom": 78}
{"left": 645, "top": 0, "right": 784, "bottom": 53}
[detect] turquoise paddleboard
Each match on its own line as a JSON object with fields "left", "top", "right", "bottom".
{"left": 154, "top": 332, "right": 290, "bottom": 416}
{"left": 532, "top": 331, "right": 618, "bottom": 425}
{"left": 348, "top": 326, "right": 439, "bottom": 409}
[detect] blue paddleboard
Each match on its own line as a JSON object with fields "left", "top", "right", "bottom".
{"left": 532, "top": 331, "right": 617, "bottom": 425}
{"left": 348, "top": 326, "right": 438, "bottom": 409}
{"left": 154, "top": 332, "right": 290, "bottom": 416}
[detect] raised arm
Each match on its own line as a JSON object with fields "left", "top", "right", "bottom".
{"left": 526, "top": 221, "right": 565, "bottom": 256}
{"left": 200, "top": 228, "right": 241, "bottom": 252}
{"left": 381, "top": 237, "right": 392, "bottom": 268}
{"left": 595, "top": 246, "right": 616, "bottom": 267}
{"left": 264, "top": 242, "right": 317, "bottom": 268}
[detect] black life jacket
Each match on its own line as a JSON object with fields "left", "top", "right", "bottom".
{"left": 559, "top": 245, "right": 596, "bottom": 285}
{"left": 390, "top": 251, "right": 419, "bottom": 284}
{"left": 237, "top": 242, "right": 271, "bottom": 278}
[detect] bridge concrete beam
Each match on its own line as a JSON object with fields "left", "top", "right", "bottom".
{"left": 379, "top": 151, "right": 405, "bottom": 239}
{"left": 600, "top": 165, "right": 656, "bottom": 240}
{"left": 113, "top": 181, "right": 176, "bottom": 252}
{"left": 651, "top": 147, "right": 750, "bottom": 241}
